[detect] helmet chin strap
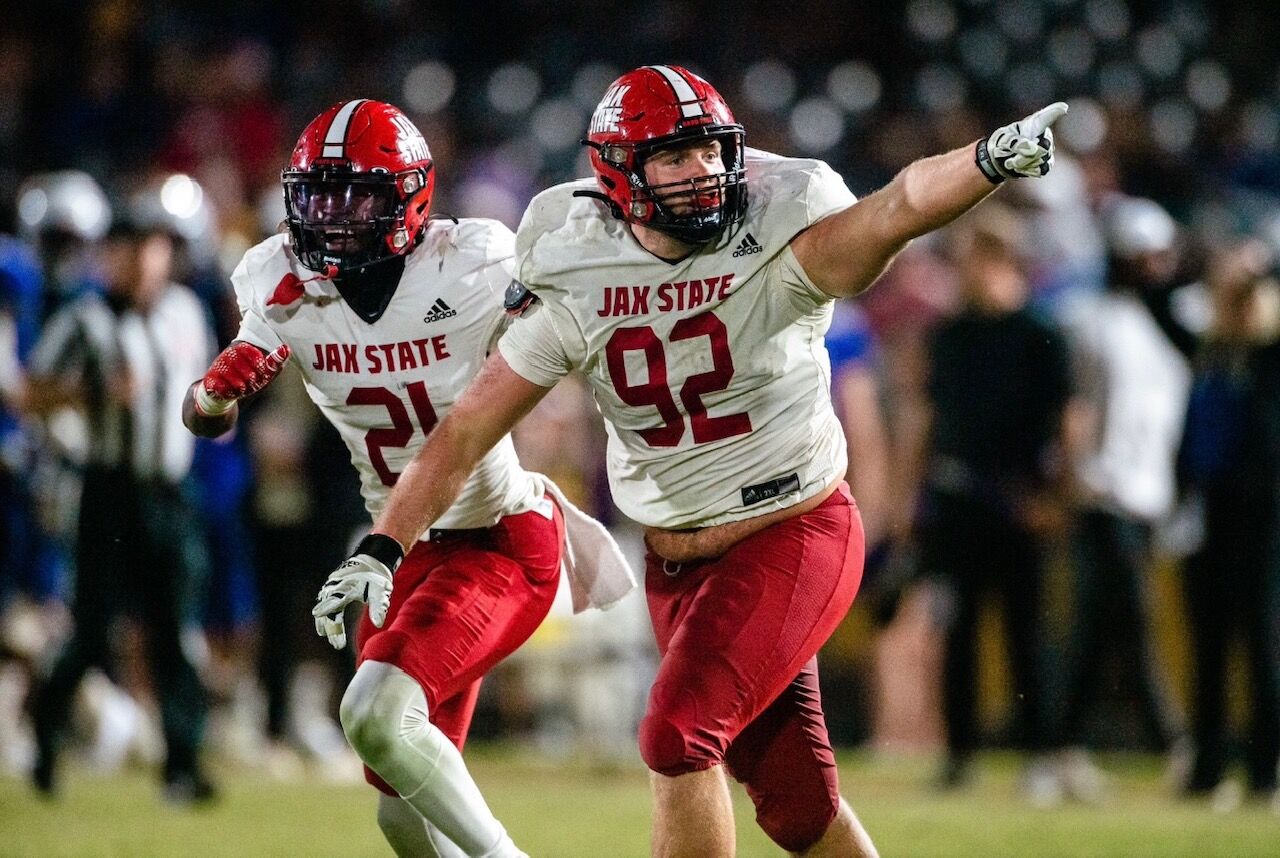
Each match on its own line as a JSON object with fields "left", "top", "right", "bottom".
{"left": 293, "top": 263, "right": 339, "bottom": 285}
{"left": 571, "top": 189, "right": 623, "bottom": 219}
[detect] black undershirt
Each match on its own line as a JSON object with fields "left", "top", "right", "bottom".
{"left": 333, "top": 255, "right": 408, "bottom": 323}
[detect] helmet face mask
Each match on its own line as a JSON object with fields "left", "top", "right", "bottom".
{"left": 283, "top": 170, "right": 405, "bottom": 272}
{"left": 282, "top": 100, "right": 435, "bottom": 275}
{"left": 585, "top": 66, "right": 748, "bottom": 246}
{"left": 627, "top": 130, "right": 747, "bottom": 245}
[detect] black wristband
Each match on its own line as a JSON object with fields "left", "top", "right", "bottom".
{"left": 354, "top": 533, "right": 405, "bottom": 574}
{"left": 974, "top": 138, "right": 1005, "bottom": 185}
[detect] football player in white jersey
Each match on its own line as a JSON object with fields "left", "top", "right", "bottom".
{"left": 316, "top": 70, "right": 1067, "bottom": 857}
{"left": 183, "top": 100, "right": 632, "bottom": 858}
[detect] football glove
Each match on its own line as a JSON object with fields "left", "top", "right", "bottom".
{"left": 312, "top": 533, "right": 405, "bottom": 650}
{"left": 976, "top": 102, "right": 1069, "bottom": 183}
{"left": 193, "top": 341, "right": 291, "bottom": 416}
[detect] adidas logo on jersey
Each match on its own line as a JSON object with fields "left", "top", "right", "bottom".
{"left": 423, "top": 299, "right": 457, "bottom": 323}
{"left": 732, "top": 233, "right": 762, "bottom": 257}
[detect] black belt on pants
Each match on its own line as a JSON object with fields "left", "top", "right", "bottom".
{"left": 427, "top": 527, "right": 490, "bottom": 542}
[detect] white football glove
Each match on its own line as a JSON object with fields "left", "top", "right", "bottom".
{"left": 312, "top": 534, "right": 404, "bottom": 650}
{"left": 976, "top": 102, "right": 1069, "bottom": 183}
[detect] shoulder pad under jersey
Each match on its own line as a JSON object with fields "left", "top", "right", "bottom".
{"left": 503, "top": 279, "right": 538, "bottom": 316}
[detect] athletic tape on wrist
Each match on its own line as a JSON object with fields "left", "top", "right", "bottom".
{"left": 193, "top": 383, "right": 234, "bottom": 416}
{"left": 974, "top": 138, "right": 1006, "bottom": 185}
{"left": 355, "top": 533, "right": 406, "bottom": 574}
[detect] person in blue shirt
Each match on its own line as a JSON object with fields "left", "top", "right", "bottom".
{"left": 0, "top": 232, "right": 57, "bottom": 606}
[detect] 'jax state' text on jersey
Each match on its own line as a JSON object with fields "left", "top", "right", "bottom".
{"left": 230, "top": 220, "right": 542, "bottom": 534}
{"left": 500, "top": 149, "right": 856, "bottom": 530}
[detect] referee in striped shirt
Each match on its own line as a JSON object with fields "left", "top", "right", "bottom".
{"left": 24, "top": 216, "right": 217, "bottom": 803}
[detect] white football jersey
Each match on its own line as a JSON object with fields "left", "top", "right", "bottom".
{"left": 232, "top": 220, "right": 542, "bottom": 534}
{"left": 499, "top": 149, "right": 856, "bottom": 528}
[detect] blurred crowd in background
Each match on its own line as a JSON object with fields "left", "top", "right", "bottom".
{"left": 1, "top": 0, "right": 1279, "bottom": 811}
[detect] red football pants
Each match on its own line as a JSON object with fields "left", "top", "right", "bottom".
{"left": 640, "top": 484, "right": 864, "bottom": 851}
{"left": 356, "top": 500, "right": 564, "bottom": 795}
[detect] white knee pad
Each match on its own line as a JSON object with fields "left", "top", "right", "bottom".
{"left": 340, "top": 661, "right": 443, "bottom": 788}
{"left": 341, "top": 661, "right": 524, "bottom": 858}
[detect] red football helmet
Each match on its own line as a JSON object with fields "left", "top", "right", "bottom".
{"left": 583, "top": 65, "right": 747, "bottom": 245}
{"left": 282, "top": 100, "right": 435, "bottom": 274}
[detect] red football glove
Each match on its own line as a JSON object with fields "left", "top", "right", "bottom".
{"left": 194, "top": 341, "right": 290, "bottom": 416}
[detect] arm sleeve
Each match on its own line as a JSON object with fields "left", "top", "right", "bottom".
{"left": 229, "top": 255, "right": 285, "bottom": 353}
{"left": 496, "top": 298, "right": 576, "bottom": 387}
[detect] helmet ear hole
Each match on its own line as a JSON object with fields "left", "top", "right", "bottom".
{"left": 599, "top": 175, "right": 616, "bottom": 190}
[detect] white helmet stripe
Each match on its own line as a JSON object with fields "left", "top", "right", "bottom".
{"left": 646, "top": 66, "right": 705, "bottom": 119}
{"left": 322, "top": 99, "right": 369, "bottom": 158}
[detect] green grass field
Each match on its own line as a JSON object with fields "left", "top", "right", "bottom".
{"left": 2, "top": 748, "right": 1277, "bottom": 856}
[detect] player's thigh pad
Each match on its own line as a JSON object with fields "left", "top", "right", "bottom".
{"left": 638, "top": 486, "right": 863, "bottom": 776}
